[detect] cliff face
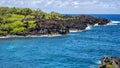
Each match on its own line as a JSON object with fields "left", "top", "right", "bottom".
{"left": 22, "top": 15, "right": 110, "bottom": 36}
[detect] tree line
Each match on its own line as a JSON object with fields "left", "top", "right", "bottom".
{"left": 0, "top": 7, "right": 62, "bottom": 35}
{"left": 0, "top": 7, "right": 62, "bottom": 19}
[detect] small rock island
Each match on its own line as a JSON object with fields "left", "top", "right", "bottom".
{"left": 99, "top": 56, "right": 120, "bottom": 68}
{"left": 0, "top": 7, "right": 110, "bottom": 37}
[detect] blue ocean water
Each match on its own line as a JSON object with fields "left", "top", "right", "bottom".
{"left": 0, "top": 14, "right": 120, "bottom": 68}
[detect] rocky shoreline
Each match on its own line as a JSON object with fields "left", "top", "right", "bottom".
{"left": 0, "top": 15, "right": 111, "bottom": 37}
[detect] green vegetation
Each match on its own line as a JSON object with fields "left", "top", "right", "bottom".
{"left": 0, "top": 7, "right": 62, "bottom": 35}
{"left": 99, "top": 64, "right": 115, "bottom": 68}
{"left": 28, "top": 21, "right": 36, "bottom": 28}
{"left": 106, "top": 64, "right": 115, "bottom": 68}
{"left": 31, "top": 9, "right": 45, "bottom": 19}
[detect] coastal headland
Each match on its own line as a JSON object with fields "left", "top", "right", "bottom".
{"left": 0, "top": 7, "right": 110, "bottom": 37}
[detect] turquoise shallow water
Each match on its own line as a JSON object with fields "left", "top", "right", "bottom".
{"left": 0, "top": 14, "right": 120, "bottom": 68}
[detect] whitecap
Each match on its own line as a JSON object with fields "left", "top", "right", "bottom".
{"left": 0, "top": 34, "right": 62, "bottom": 39}
{"left": 94, "top": 23, "right": 98, "bottom": 26}
{"left": 106, "top": 21, "right": 120, "bottom": 26}
{"left": 85, "top": 25, "right": 92, "bottom": 30}
{"left": 27, "top": 34, "right": 62, "bottom": 37}
{"left": 97, "top": 61, "right": 101, "bottom": 64}
{"left": 70, "top": 30, "right": 83, "bottom": 32}
{"left": 109, "top": 21, "right": 120, "bottom": 25}
{"left": 112, "top": 21, "right": 120, "bottom": 24}
{"left": 107, "top": 23, "right": 118, "bottom": 25}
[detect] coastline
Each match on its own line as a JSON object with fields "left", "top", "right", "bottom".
{"left": 0, "top": 25, "right": 92, "bottom": 39}
{"left": 0, "top": 23, "right": 107, "bottom": 39}
{"left": 0, "top": 20, "right": 114, "bottom": 39}
{"left": 0, "top": 21, "right": 115, "bottom": 39}
{"left": 0, "top": 7, "right": 111, "bottom": 39}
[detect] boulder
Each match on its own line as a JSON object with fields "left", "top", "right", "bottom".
{"left": 99, "top": 56, "right": 120, "bottom": 68}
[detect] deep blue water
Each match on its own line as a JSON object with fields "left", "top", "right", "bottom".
{"left": 0, "top": 14, "right": 120, "bottom": 68}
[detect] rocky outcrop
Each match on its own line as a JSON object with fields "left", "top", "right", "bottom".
{"left": 26, "top": 15, "right": 110, "bottom": 35}
{"left": 99, "top": 56, "right": 120, "bottom": 68}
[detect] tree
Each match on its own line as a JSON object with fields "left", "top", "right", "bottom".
{"left": 49, "top": 11, "right": 62, "bottom": 19}
{"left": 31, "top": 9, "right": 45, "bottom": 19}
{"left": 0, "top": 7, "right": 9, "bottom": 15}
{"left": 11, "top": 27, "right": 25, "bottom": 35}
{"left": 0, "top": 24, "right": 13, "bottom": 34}
{"left": 0, "top": 17, "right": 3, "bottom": 23}
{"left": 0, "top": 7, "right": 12, "bottom": 18}
{"left": 10, "top": 7, "right": 18, "bottom": 14}
{"left": 17, "top": 8, "right": 32, "bottom": 17}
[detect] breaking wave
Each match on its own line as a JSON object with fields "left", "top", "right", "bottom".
{"left": 107, "top": 21, "right": 120, "bottom": 25}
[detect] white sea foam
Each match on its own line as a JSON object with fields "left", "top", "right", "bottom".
{"left": 107, "top": 21, "right": 120, "bottom": 25}
{"left": 85, "top": 25, "right": 92, "bottom": 30}
{"left": 70, "top": 30, "right": 83, "bottom": 32}
{"left": 97, "top": 61, "right": 101, "bottom": 64}
{"left": 94, "top": 23, "right": 99, "bottom": 26}
{"left": 0, "top": 36, "right": 9, "bottom": 39}
{"left": 112, "top": 21, "right": 120, "bottom": 24}
{"left": 0, "top": 35, "right": 25, "bottom": 39}
{"left": 26, "top": 34, "right": 62, "bottom": 37}
{"left": 0, "top": 34, "right": 62, "bottom": 39}
{"left": 70, "top": 25, "right": 92, "bottom": 32}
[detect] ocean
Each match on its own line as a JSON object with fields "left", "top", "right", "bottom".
{"left": 0, "top": 14, "right": 120, "bottom": 68}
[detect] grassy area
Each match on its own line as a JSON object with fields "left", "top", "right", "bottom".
{"left": 7, "top": 14, "right": 24, "bottom": 21}
{"left": 106, "top": 64, "right": 115, "bottom": 68}
{"left": 0, "top": 14, "right": 36, "bottom": 35}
